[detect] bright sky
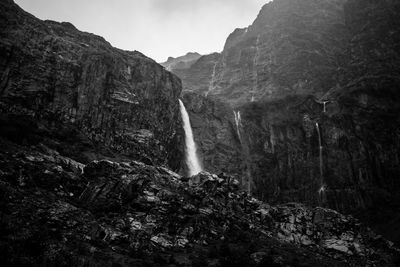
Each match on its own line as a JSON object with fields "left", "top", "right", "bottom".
{"left": 14, "top": 0, "right": 268, "bottom": 62}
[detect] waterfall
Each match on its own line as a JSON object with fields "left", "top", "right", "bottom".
{"left": 315, "top": 123, "right": 325, "bottom": 197}
{"left": 233, "top": 110, "right": 252, "bottom": 194}
{"left": 205, "top": 62, "right": 218, "bottom": 97}
{"left": 270, "top": 125, "right": 276, "bottom": 154}
{"left": 233, "top": 111, "right": 242, "bottom": 143}
{"left": 179, "top": 99, "right": 202, "bottom": 176}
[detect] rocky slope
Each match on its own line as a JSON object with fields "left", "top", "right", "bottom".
{"left": 0, "top": 120, "right": 399, "bottom": 266}
{"left": 0, "top": 0, "right": 183, "bottom": 170}
{"left": 171, "top": 0, "right": 400, "bottom": 244}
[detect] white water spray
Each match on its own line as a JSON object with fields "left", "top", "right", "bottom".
{"left": 315, "top": 122, "right": 325, "bottom": 198}
{"left": 179, "top": 99, "right": 202, "bottom": 176}
{"left": 270, "top": 125, "right": 276, "bottom": 154}
{"left": 316, "top": 99, "right": 330, "bottom": 113}
{"left": 233, "top": 111, "right": 242, "bottom": 142}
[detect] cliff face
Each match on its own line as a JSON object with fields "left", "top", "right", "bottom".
{"left": 239, "top": 0, "right": 400, "bottom": 222}
{"left": 176, "top": 0, "right": 348, "bottom": 106}
{"left": 0, "top": 0, "right": 183, "bottom": 170}
{"left": 214, "top": 0, "right": 348, "bottom": 106}
{"left": 173, "top": 53, "right": 221, "bottom": 96}
{"left": 173, "top": 0, "right": 400, "bottom": 244}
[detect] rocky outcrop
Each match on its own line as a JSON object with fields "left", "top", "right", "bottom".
{"left": 0, "top": 0, "right": 183, "bottom": 169}
{"left": 160, "top": 52, "right": 202, "bottom": 71}
{"left": 0, "top": 131, "right": 399, "bottom": 266}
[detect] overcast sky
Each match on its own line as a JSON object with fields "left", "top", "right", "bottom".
{"left": 14, "top": 0, "right": 268, "bottom": 62}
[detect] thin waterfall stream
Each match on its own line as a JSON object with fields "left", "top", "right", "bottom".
{"left": 233, "top": 110, "right": 242, "bottom": 143}
{"left": 179, "top": 99, "right": 202, "bottom": 176}
{"left": 315, "top": 123, "right": 325, "bottom": 197}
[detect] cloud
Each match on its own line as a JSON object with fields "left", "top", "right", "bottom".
{"left": 150, "top": 0, "right": 264, "bottom": 18}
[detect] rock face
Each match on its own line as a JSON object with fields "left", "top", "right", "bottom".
{"left": 181, "top": 93, "right": 244, "bottom": 180}
{"left": 160, "top": 52, "right": 202, "bottom": 71}
{"left": 0, "top": 129, "right": 399, "bottom": 266}
{"left": 170, "top": 0, "right": 400, "bottom": 244}
{"left": 0, "top": 0, "right": 183, "bottom": 170}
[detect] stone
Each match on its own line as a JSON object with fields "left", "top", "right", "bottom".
{"left": 323, "top": 239, "right": 353, "bottom": 255}
{"left": 150, "top": 235, "right": 173, "bottom": 248}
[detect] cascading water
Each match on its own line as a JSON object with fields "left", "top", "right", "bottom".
{"left": 233, "top": 111, "right": 242, "bottom": 143}
{"left": 179, "top": 99, "right": 202, "bottom": 176}
{"left": 315, "top": 122, "right": 325, "bottom": 200}
{"left": 233, "top": 110, "right": 252, "bottom": 194}
{"left": 315, "top": 99, "right": 330, "bottom": 113}
{"left": 270, "top": 125, "right": 276, "bottom": 154}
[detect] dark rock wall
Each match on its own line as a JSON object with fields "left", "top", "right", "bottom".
{"left": 174, "top": 0, "right": 400, "bottom": 244}
{"left": 238, "top": 0, "right": 400, "bottom": 243}
{"left": 0, "top": 0, "right": 184, "bottom": 169}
